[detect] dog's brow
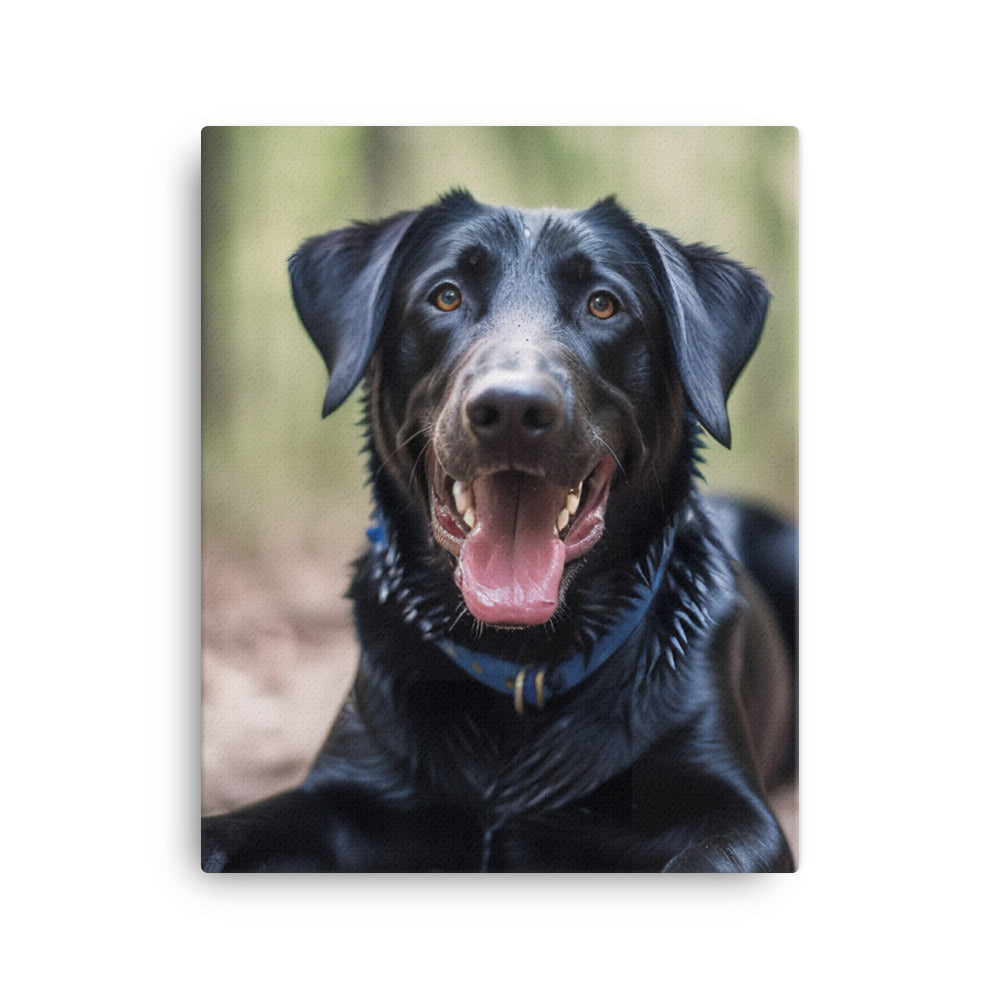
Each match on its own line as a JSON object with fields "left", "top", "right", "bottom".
{"left": 458, "top": 243, "right": 495, "bottom": 271}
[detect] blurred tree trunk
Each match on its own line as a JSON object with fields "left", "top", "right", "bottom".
{"left": 201, "top": 126, "right": 235, "bottom": 429}
{"left": 362, "top": 126, "right": 396, "bottom": 215}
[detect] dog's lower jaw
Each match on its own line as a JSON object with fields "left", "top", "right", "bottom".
{"left": 427, "top": 453, "right": 617, "bottom": 628}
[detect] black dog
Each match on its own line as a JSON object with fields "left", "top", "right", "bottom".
{"left": 202, "top": 191, "right": 797, "bottom": 872}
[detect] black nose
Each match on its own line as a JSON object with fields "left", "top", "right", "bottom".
{"left": 464, "top": 379, "right": 566, "bottom": 446}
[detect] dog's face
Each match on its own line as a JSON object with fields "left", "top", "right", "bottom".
{"left": 290, "top": 192, "right": 769, "bottom": 629}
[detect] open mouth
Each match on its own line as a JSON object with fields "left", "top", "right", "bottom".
{"left": 428, "top": 451, "right": 617, "bottom": 627}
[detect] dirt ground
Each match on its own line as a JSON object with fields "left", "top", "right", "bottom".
{"left": 201, "top": 539, "right": 358, "bottom": 816}
{"left": 201, "top": 540, "right": 799, "bottom": 864}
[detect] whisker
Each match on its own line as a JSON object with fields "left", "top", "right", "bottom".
{"left": 370, "top": 422, "right": 436, "bottom": 483}
{"left": 448, "top": 604, "right": 470, "bottom": 633}
{"left": 595, "top": 435, "right": 628, "bottom": 483}
{"left": 650, "top": 431, "right": 667, "bottom": 517}
{"left": 654, "top": 475, "right": 666, "bottom": 516}
{"left": 407, "top": 438, "right": 433, "bottom": 491}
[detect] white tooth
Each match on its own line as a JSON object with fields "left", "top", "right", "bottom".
{"left": 566, "top": 491, "right": 580, "bottom": 516}
{"left": 453, "top": 480, "right": 471, "bottom": 516}
{"left": 463, "top": 506, "right": 476, "bottom": 529}
{"left": 557, "top": 507, "right": 570, "bottom": 532}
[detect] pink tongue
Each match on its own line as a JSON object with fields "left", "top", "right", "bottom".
{"left": 457, "top": 473, "right": 566, "bottom": 626}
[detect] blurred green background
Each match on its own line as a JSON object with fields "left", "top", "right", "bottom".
{"left": 202, "top": 126, "right": 797, "bottom": 557}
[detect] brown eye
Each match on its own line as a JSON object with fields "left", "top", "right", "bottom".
{"left": 432, "top": 284, "right": 462, "bottom": 312}
{"left": 587, "top": 292, "right": 616, "bottom": 319}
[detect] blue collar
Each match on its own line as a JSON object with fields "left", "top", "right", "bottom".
{"left": 367, "top": 516, "right": 671, "bottom": 714}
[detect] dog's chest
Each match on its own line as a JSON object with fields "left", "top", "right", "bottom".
{"left": 427, "top": 699, "right": 644, "bottom": 829}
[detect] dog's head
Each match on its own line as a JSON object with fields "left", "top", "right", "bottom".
{"left": 290, "top": 191, "right": 769, "bottom": 629}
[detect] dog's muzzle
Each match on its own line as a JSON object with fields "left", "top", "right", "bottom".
{"left": 429, "top": 345, "right": 615, "bottom": 628}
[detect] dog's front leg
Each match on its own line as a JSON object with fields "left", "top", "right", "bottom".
{"left": 202, "top": 778, "right": 486, "bottom": 872}
{"left": 202, "top": 787, "right": 349, "bottom": 872}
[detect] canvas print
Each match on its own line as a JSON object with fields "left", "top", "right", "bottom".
{"left": 201, "top": 126, "right": 798, "bottom": 872}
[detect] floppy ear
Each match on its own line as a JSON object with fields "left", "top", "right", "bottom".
{"left": 289, "top": 210, "right": 417, "bottom": 416}
{"left": 648, "top": 229, "right": 771, "bottom": 448}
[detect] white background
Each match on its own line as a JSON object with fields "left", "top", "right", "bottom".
{"left": 3, "top": 2, "right": 996, "bottom": 995}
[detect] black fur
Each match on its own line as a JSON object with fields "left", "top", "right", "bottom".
{"left": 203, "top": 191, "right": 797, "bottom": 872}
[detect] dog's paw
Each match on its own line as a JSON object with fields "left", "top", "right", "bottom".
{"left": 201, "top": 817, "right": 232, "bottom": 872}
{"left": 201, "top": 843, "right": 229, "bottom": 873}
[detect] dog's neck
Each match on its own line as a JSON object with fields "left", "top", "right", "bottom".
{"left": 360, "top": 493, "right": 731, "bottom": 718}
